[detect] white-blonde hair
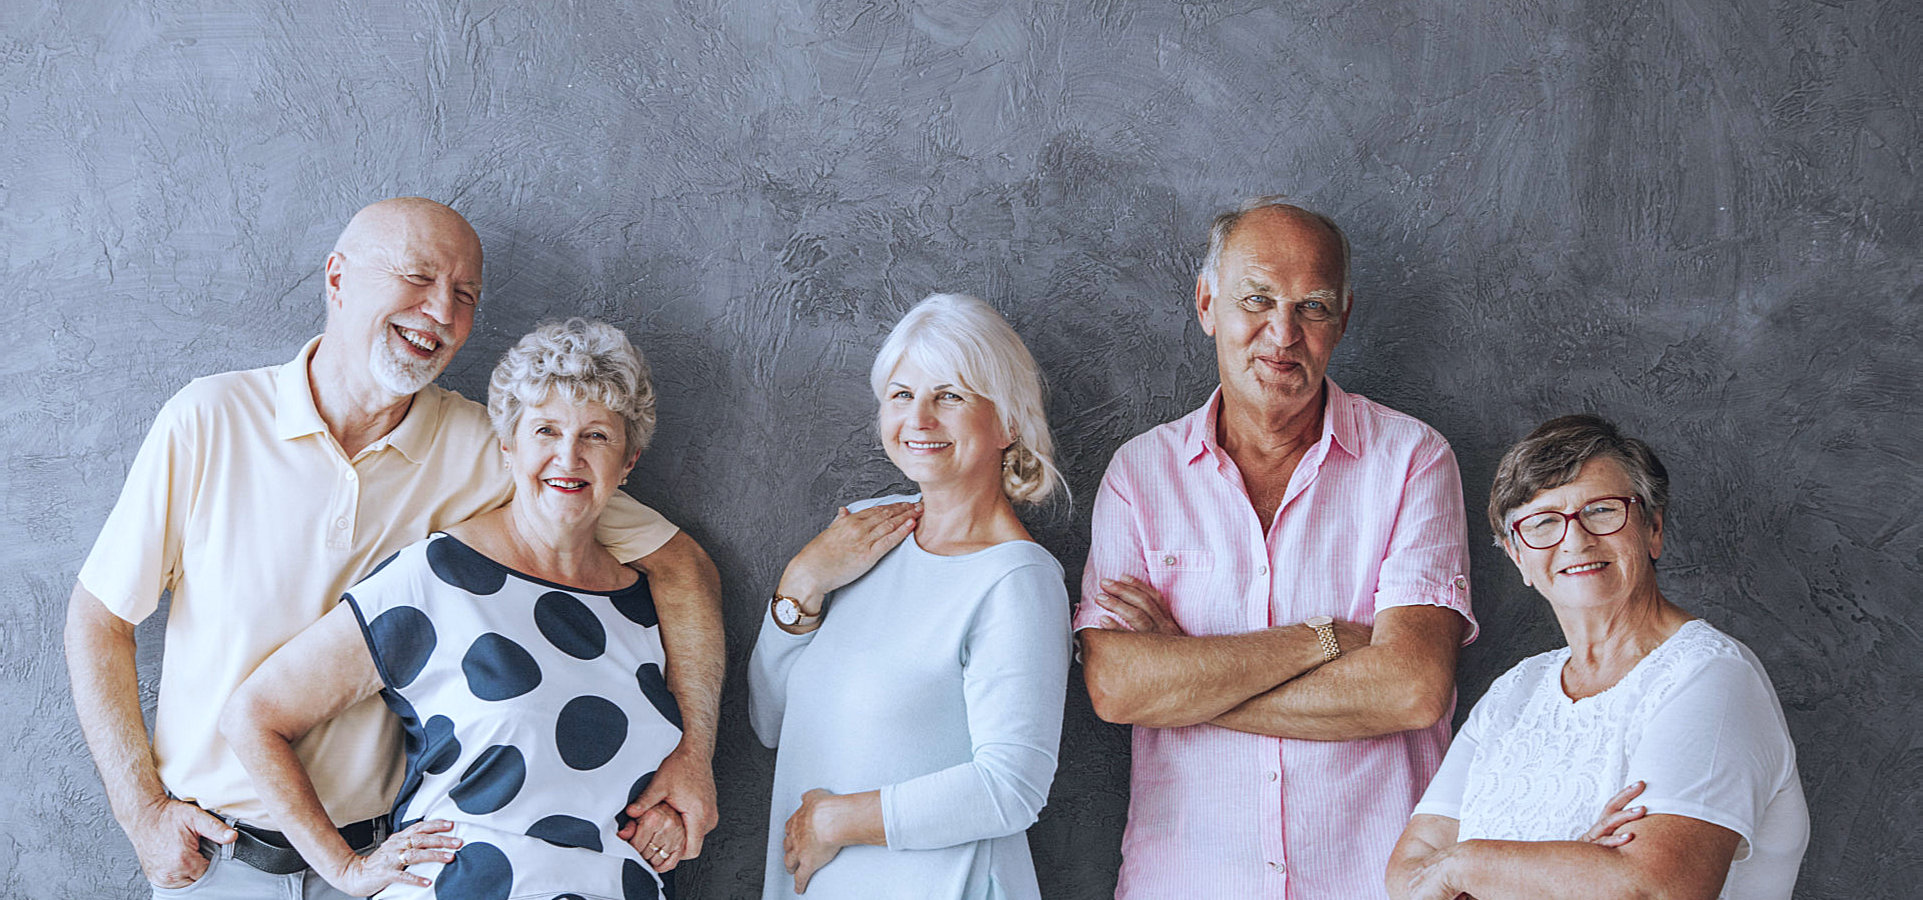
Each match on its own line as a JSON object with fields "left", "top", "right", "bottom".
{"left": 869, "top": 294, "right": 1064, "bottom": 505}
{"left": 488, "top": 318, "right": 656, "bottom": 455}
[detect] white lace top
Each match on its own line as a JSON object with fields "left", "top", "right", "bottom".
{"left": 1415, "top": 620, "right": 1809, "bottom": 899}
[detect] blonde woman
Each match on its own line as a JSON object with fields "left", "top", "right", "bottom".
{"left": 749, "top": 294, "right": 1070, "bottom": 899}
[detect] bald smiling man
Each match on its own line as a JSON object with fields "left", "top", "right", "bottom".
{"left": 65, "top": 199, "right": 723, "bottom": 899}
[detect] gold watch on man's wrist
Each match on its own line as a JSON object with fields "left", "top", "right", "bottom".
{"left": 1304, "top": 615, "right": 1342, "bottom": 662}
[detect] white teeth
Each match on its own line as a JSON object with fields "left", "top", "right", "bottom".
{"left": 397, "top": 326, "right": 438, "bottom": 351}
{"left": 906, "top": 441, "right": 951, "bottom": 450}
{"left": 545, "top": 478, "right": 586, "bottom": 489}
{"left": 1564, "top": 562, "right": 1607, "bottom": 574}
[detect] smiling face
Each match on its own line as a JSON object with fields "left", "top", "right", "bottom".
{"left": 878, "top": 355, "right": 1011, "bottom": 496}
{"left": 1196, "top": 208, "right": 1350, "bottom": 419}
{"left": 1503, "top": 456, "right": 1665, "bottom": 611}
{"left": 504, "top": 394, "right": 637, "bottom": 534}
{"left": 324, "top": 200, "right": 483, "bottom": 398}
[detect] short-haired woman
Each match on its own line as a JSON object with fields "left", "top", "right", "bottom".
{"left": 223, "top": 319, "right": 701, "bottom": 899}
{"left": 749, "top": 294, "right": 1070, "bottom": 899}
{"left": 1387, "top": 414, "right": 1809, "bottom": 899}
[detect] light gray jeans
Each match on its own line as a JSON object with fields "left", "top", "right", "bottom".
{"left": 148, "top": 837, "right": 358, "bottom": 900}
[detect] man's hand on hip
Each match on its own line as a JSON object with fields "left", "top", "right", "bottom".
{"left": 128, "top": 796, "right": 235, "bottom": 888}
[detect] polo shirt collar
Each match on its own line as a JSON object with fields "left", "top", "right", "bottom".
{"left": 273, "top": 335, "right": 441, "bottom": 463}
{"left": 274, "top": 336, "right": 330, "bottom": 442}
{"left": 1183, "top": 377, "right": 1361, "bottom": 465}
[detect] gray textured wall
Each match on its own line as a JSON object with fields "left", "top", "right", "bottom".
{"left": 4, "top": 1, "right": 1917, "bottom": 897}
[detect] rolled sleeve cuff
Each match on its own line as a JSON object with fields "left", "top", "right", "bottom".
{"left": 1376, "top": 574, "right": 1478, "bottom": 645}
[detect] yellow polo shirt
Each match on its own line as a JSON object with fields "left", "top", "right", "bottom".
{"left": 78, "top": 336, "right": 678, "bottom": 828}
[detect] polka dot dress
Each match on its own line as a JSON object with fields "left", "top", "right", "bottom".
{"left": 346, "top": 534, "right": 682, "bottom": 900}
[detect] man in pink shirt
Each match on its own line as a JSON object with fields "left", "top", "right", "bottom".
{"left": 1077, "top": 197, "right": 1478, "bottom": 900}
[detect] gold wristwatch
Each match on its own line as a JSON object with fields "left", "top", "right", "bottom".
{"left": 1304, "top": 615, "right": 1341, "bottom": 662}
{"left": 772, "top": 592, "right": 821, "bottom": 628}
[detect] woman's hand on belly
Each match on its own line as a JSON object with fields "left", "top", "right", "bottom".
{"left": 783, "top": 788, "right": 884, "bottom": 893}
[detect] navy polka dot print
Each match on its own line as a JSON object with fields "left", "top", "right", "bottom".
{"left": 526, "top": 814, "right": 603, "bottom": 852}
{"left": 535, "top": 591, "right": 607, "bottom": 660}
{"left": 635, "top": 662, "right": 682, "bottom": 729}
{"left": 434, "top": 841, "right": 512, "bottom": 900}
{"left": 426, "top": 535, "right": 508, "bottom": 595}
{"left": 449, "top": 744, "right": 527, "bottom": 815}
{"left": 610, "top": 583, "right": 659, "bottom": 628}
{"left": 420, "top": 715, "right": 462, "bottom": 775}
{"left": 346, "top": 534, "right": 680, "bottom": 899}
{"left": 367, "top": 604, "right": 436, "bottom": 688}
{"left": 556, "top": 695, "right": 628, "bottom": 771}
{"left": 462, "top": 633, "right": 543, "bottom": 700}
{"left": 622, "top": 858, "right": 660, "bottom": 900}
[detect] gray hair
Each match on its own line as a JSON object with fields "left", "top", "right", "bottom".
{"left": 488, "top": 318, "right": 657, "bottom": 455}
{"left": 1487, "top": 414, "right": 1670, "bottom": 547}
{"left": 1200, "top": 196, "right": 1353, "bottom": 311}
{"left": 869, "top": 294, "right": 1065, "bottom": 505}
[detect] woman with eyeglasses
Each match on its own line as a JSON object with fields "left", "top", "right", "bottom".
{"left": 1386, "top": 414, "right": 1808, "bottom": 900}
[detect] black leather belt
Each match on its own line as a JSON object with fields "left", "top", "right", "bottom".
{"left": 200, "top": 818, "right": 384, "bottom": 876}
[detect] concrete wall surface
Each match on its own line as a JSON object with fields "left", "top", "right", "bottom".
{"left": 3, "top": 1, "right": 1917, "bottom": 897}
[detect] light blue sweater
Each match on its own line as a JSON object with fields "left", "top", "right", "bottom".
{"left": 749, "top": 497, "right": 1071, "bottom": 900}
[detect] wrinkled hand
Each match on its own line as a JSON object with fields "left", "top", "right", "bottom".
{"left": 1090, "top": 576, "right": 1185, "bottom": 635}
{"left": 1581, "top": 781, "right": 1648, "bottom": 848}
{"left": 618, "top": 745, "right": 718, "bottom": 859}
{"left": 325, "top": 819, "right": 461, "bottom": 896}
{"left": 128, "top": 797, "right": 236, "bottom": 889}
{"left": 780, "top": 503, "right": 922, "bottom": 607}
{"left": 1394, "top": 842, "right": 1469, "bottom": 900}
{"left": 782, "top": 789, "right": 849, "bottom": 894}
{"left": 623, "top": 803, "right": 688, "bottom": 872}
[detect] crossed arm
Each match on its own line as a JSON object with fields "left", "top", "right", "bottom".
{"left": 1079, "top": 577, "right": 1464, "bottom": 740}
{"left": 1387, "top": 807, "right": 1739, "bottom": 900}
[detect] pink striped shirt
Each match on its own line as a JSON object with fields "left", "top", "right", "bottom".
{"left": 1074, "top": 381, "right": 1477, "bottom": 900}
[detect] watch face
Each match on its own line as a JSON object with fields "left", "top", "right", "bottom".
{"left": 1304, "top": 615, "right": 1334, "bottom": 628}
{"left": 774, "top": 597, "right": 800, "bottom": 626}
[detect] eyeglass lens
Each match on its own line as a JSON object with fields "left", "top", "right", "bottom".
{"left": 1516, "top": 499, "right": 1630, "bottom": 549}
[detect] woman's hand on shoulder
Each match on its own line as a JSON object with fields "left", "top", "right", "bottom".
{"left": 778, "top": 502, "right": 921, "bottom": 611}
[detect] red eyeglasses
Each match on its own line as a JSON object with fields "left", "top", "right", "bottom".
{"left": 1509, "top": 496, "right": 1642, "bottom": 550}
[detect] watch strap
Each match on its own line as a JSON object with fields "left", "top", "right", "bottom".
{"left": 1307, "top": 618, "right": 1341, "bottom": 662}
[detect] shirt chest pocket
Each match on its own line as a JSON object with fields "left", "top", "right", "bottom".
{"left": 1144, "top": 548, "right": 1236, "bottom": 636}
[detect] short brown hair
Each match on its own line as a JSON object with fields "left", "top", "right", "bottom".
{"left": 1487, "top": 414, "right": 1669, "bottom": 546}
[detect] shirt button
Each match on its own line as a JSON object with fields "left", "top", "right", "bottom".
{"left": 1257, "top": 565, "right": 1269, "bottom": 575}
{"left": 335, "top": 518, "right": 349, "bottom": 530}
{"left": 1162, "top": 554, "right": 1177, "bottom": 566}
{"left": 345, "top": 470, "right": 357, "bottom": 481}
{"left": 1269, "top": 861, "right": 1286, "bottom": 873}
{"left": 1268, "top": 771, "right": 1278, "bottom": 782}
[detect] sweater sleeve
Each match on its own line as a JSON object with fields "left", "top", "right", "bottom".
{"left": 880, "top": 561, "right": 1071, "bottom": 849}
{"left": 747, "top": 607, "right": 818, "bottom": 749}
